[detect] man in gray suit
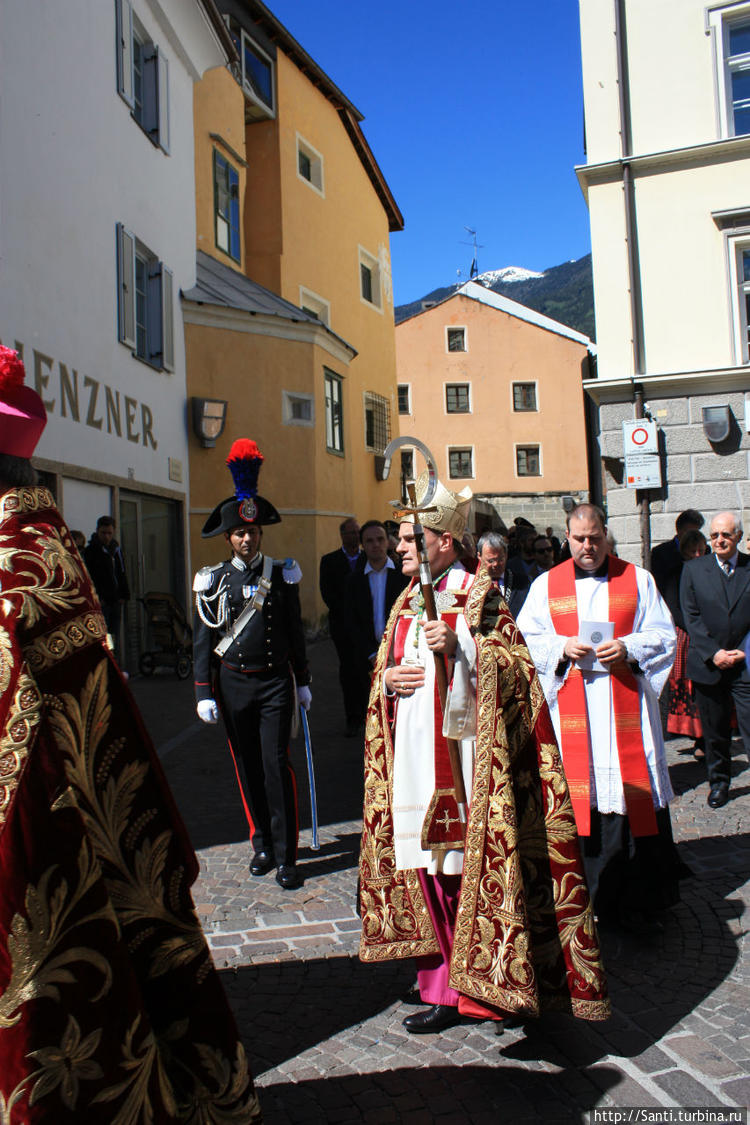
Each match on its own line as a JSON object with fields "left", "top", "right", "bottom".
{"left": 680, "top": 511, "right": 750, "bottom": 809}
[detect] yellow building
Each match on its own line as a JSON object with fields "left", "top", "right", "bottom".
{"left": 184, "top": 2, "right": 403, "bottom": 623}
{"left": 396, "top": 282, "right": 594, "bottom": 533}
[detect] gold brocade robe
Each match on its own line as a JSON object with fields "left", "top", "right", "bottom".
{"left": 359, "top": 568, "right": 610, "bottom": 1020}
{"left": 0, "top": 488, "right": 260, "bottom": 1123}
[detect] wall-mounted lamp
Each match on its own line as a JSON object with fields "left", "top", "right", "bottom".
{"left": 561, "top": 495, "right": 576, "bottom": 513}
{"left": 192, "top": 397, "right": 228, "bottom": 448}
{"left": 702, "top": 405, "right": 731, "bottom": 444}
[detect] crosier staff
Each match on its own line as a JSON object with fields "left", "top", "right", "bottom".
{"left": 382, "top": 437, "right": 467, "bottom": 847}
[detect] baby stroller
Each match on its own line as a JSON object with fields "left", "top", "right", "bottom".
{"left": 138, "top": 591, "right": 193, "bottom": 679}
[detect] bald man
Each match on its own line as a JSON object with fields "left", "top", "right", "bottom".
{"left": 680, "top": 511, "right": 750, "bottom": 810}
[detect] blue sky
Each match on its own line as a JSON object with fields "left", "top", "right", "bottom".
{"left": 268, "top": 1, "right": 591, "bottom": 307}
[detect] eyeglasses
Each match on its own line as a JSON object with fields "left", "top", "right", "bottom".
{"left": 709, "top": 531, "right": 737, "bottom": 540}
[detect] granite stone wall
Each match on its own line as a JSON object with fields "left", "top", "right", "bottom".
{"left": 598, "top": 390, "right": 750, "bottom": 564}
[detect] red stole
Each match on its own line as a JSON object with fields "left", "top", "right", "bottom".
{"left": 548, "top": 558, "right": 657, "bottom": 838}
{"left": 392, "top": 571, "right": 472, "bottom": 850}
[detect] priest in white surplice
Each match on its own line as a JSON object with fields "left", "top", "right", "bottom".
{"left": 517, "top": 504, "right": 683, "bottom": 934}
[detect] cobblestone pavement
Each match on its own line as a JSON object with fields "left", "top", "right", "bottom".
{"left": 132, "top": 638, "right": 750, "bottom": 1124}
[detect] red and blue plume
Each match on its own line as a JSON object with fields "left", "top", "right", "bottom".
{"left": 226, "top": 438, "right": 264, "bottom": 500}
{"left": 0, "top": 346, "right": 26, "bottom": 391}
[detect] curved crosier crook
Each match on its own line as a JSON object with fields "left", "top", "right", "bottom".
{"left": 381, "top": 435, "right": 438, "bottom": 510}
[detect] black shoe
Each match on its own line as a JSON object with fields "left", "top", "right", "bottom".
{"left": 250, "top": 851, "right": 275, "bottom": 876}
{"left": 618, "top": 909, "right": 664, "bottom": 937}
{"left": 707, "top": 782, "right": 730, "bottom": 809}
{"left": 344, "top": 720, "right": 362, "bottom": 738}
{"left": 402, "top": 1004, "right": 464, "bottom": 1034}
{"left": 276, "top": 864, "right": 301, "bottom": 890}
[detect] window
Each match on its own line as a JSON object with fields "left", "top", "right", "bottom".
{"left": 213, "top": 150, "right": 240, "bottom": 262}
{"left": 397, "top": 384, "right": 411, "bottom": 414}
{"left": 224, "top": 16, "right": 275, "bottom": 120}
{"left": 735, "top": 243, "right": 750, "bottom": 362}
{"left": 282, "top": 391, "right": 315, "bottom": 427}
{"left": 512, "top": 382, "right": 538, "bottom": 411}
{"left": 299, "top": 287, "right": 330, "bottom": 327}
{"left": 296, "top": 135, "right": 324, "bottom": 194}
{"left": 446, "top": 327, "right": 466, "bottom": 352}
{"left": 711, "top": 8, "right": 750, "bottom": 137}
{"left": 116, "top": 0, "right": 169, "bottom": 152}
{"left": 516, "top": 445, "right": 541, "bottom": 477}
{"left": 445, "top": 383, "right": 470, "bottom": 413}
{"left": 400, "top": 450, "right": 414, "bottom": 479}
{"left": 364, "top": 392, "right": 391, "bottom": 454}
{"left": 117, "top": 223, "right": 174, "bottom": 371}
{"left": 448, "top": 448, "right": 473, "bottom": 479}
{"left": 359, "top": 247, "right": 382, "bottom": 310}
{"left": 324, "top": 370, "right": 344, "bottom": 454}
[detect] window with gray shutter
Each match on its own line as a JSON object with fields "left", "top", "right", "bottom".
{"left": 115, "top": 0, "right": 134, "bottom": 108}
{"left": 116, "top": 223, "right": 136, "bottom": 349}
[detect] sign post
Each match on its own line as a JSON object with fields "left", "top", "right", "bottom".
{"left": 622, "top": 419, "right": 662, "bottom": 490}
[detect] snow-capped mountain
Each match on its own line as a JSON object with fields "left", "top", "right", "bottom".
{"left": 475, "top": 266, "right": 545, "bottom": 286}
{"left": 394, "top": 254, "right": 595, "bottom": 340}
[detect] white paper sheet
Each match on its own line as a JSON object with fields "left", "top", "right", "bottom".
{"left": 578, "top": 619, "right": 614, "bottom": 673}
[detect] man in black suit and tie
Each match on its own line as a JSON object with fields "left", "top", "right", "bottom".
{"left": 680, "top": 511, "right": 750, "bottom": 809}
{"left": 651, "top": 508, "right": 704, "bottom": 615}
{"left": 346, "top": 520, "right": 408, "bottom": 722}
{"left": 320, "top": 517, "right": 364, "bottom": 735}
{"left": 476, "top": 531, "right": 530, "bottom": 618}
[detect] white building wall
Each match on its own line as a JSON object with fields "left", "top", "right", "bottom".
{"left": 0, "top": 0, "right": 225, "bottom": 494}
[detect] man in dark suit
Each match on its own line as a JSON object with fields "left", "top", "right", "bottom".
{"left": 320, "top": 517, "right": 364, "bottom": 735}
{"left": 680, "top": 510, "right": 750, "bottom": 809}
{"left": 476, "top": 531, "right": 530, "bottom": 617}
{"left": 651, "top": 508, "right": 704, "bottom": 615}
{"left": 346, "top": 519, "right": 408, "bottom": 722}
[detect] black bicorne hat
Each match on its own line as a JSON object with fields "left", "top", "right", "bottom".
{"left": 201, "top": 439, "right": 281, "bottom": 538}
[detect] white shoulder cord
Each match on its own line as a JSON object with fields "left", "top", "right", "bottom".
{"left": 195, "top": 578, "right": 229, "bottom": 629}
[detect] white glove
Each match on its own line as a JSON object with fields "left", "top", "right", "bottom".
{"left": 298, "top": 686, "right": 312, "bottom": 711}
{"left": 197, "top": 699, "right": 219, "bottom": 724}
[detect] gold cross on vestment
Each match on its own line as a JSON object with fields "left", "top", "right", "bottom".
{"left": 437, "top": 809, "right": 460, "bottom": 833}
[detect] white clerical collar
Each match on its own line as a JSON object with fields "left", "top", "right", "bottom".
{"left": 365, "top": 557, "right": 395, "bottom": 575}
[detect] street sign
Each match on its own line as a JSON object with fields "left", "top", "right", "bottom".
{"left": 623, "top": 419, "right": 658, "bottom": 454}
{"left": 622, "top": 419, "right": 662, "bottom": 489}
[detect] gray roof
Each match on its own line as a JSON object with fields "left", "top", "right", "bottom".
{"left": 183, "top": 251, "right": 319, "bottom": 321}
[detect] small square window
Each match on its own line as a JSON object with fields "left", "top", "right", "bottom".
{"left": 296, "top": 135, "right": 324, "bottom": 194}
{"left": 448, "top": 448, "right": 473, "bottom": 479}
{"left": 512, "top": 383, "right": 537, "bottom": 411}
{"left": 299, "top": 287, "right": 330, "bottom": 327}
{"left": 447, "top": 327, "right": 466, "bottom": 352}
{"left": 282, "top": 390, "right": 315, "bottom": 427}
{"left": 398, "top": 384, "right": 411, "bottom": 414}
{"left": 516, "top": 445, "right": 541, "bottom": 476}
{"left": 446, "top": 384, "right": 470, "bottom": 413}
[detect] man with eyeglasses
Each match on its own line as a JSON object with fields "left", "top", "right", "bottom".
{"left": 680, "top": 511, "right": 750, "bottom": 810}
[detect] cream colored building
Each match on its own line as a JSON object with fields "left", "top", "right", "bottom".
{"left": 578, "top": 0, "right": 750, "bottom": 558}
{"left": 396, "top": 282, "right": 594, "bottom": 533}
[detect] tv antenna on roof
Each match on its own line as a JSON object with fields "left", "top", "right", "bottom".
{"left": 460, "top": 227, "right": 484, "bottom": 279}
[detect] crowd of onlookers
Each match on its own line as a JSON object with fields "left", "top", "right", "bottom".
{"left": 319, "top": 504, "right": 748, "bottom": 815}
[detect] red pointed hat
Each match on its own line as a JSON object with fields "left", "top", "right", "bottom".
{"left": 201, "top": 438, "right": 281, "bottom": 537}
{"left": 0, "top": 347, "right": 47, "bottom": 458}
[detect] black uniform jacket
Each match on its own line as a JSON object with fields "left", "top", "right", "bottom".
{"left": 193, "top": 554, "right": 310, "bottom": 702}
{"left": 680, "top": 551, "right": 750, "bottom": 685}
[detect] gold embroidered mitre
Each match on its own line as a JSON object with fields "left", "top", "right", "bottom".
{"left": 394, "top": 470, "right": 472, "bottom": 541}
